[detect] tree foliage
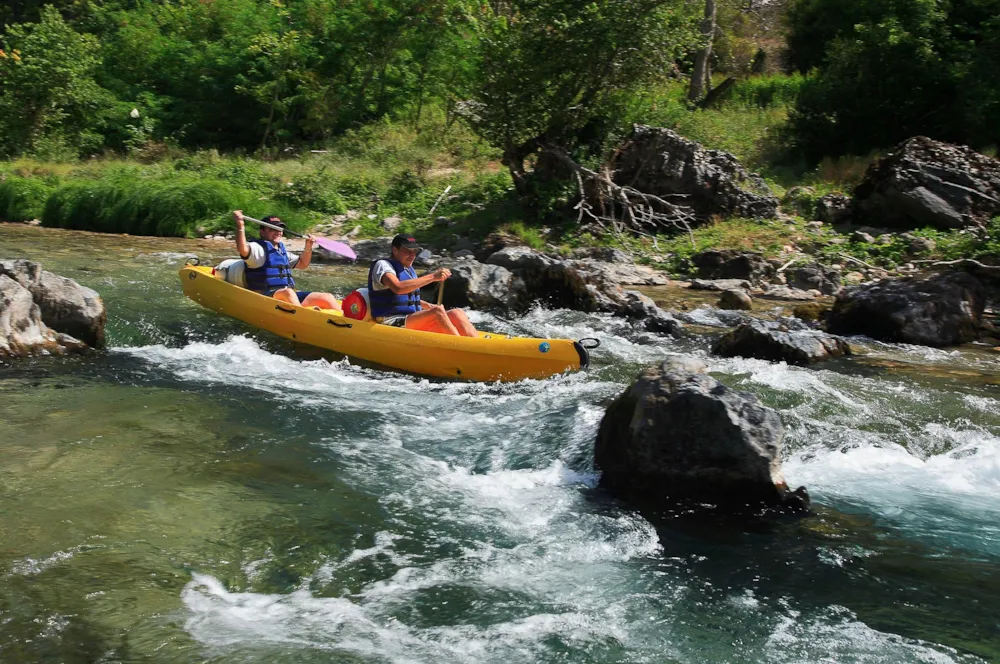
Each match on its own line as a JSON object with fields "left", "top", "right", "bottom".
{"left": 785, "top": 0, "right": 1000, "bottom": 161}
{"left": 459, "top": 0, "right": 697, "bottom": 194}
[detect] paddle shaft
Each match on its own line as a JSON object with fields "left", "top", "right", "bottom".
{"left": 242, "top": 215, "right": 309, "bottom": 239}
{"left": 436, "top": 280, "right": 444, "bottom": 305}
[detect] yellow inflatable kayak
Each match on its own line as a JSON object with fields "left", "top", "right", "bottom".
{"left": 179, "top": 266, "right": 592, "bottom": 382}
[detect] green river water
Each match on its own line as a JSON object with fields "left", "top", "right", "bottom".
{"left": 1, "top": 224, "right": 998, "bottom": 663}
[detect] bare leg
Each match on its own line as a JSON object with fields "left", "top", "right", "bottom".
{"left": 272, "top": 288, "right": 301, "bottom": 306}
{"left": 404, "top": 306, "right": 460, "bottom": 335}
{"left": 301, "top": 292, "right": 342, "bottom": 311}
{"left": 446, "top": 309, "right": 478, "bottom": 337}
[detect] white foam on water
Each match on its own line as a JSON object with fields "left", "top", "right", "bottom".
{"left": 763, "top": 605, "right": 977, "bottom": 664}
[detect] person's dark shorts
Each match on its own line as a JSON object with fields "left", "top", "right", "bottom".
{"left": 376, "top": 315, "right": 407, "bottom": 327}
{"left": 264, "top": 289, "right": 312, "bottom": 302}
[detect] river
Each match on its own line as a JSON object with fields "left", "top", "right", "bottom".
{"left": 1, "top": 224, "right": 998, "bottom": 663}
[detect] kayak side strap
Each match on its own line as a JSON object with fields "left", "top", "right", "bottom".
{"left": 327, "top": 319, "right": 353, "bottom": 329}
{"left": 275, "top": 304, "right": 296, "bottom": 314}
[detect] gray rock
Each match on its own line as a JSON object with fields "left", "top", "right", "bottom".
{"left": 350, "top": 238, "right": 393, "bottom": 262}
{"left": 434, "top": 216, "right": 451, "bottom": 227}
{"left": 428, "top": 262, "right": 527, "bottom": 312}
{"left": 452, "top": 236, "right": 476, "bottom": 253}
{"left": 594, "top": 356, "right": 809, "bottom": 511}
{"left": 0, "top": 259, "right": 105, "bottom": 348}
{"left": 607, "top": 126, "right": 779, "bottom": 222}
{"left": 814, "top": 193, "right": 852, "bottom": 225}
{"left": 486, "top": 246, "right": 556, "bottom": 272}
{"left": 908, "top": 236, "right": 936, "bottom": 254}
{"left": 827, "top": 272, "right": 985, "bottom": 347}
{"left": 712, "top": 320, "right": 851, "bottom": 365}
{"left": 619, "top": 290, "right": 682, "bottom": 334}
{"left": 569, "top": 246, "right": 633, "bottom": 264}
{"left": 688, "top": 278, "right": 753, "bottom": 292}
{"left": 718, "top": 289, "right": 753, "bottom": 310}
{"left": 381, "top": 216, "right": 402, "bottom": 231}
{"left": 758, "top": 285, "right": 816, "bottom": 301}
{"left": 415, "top": 249, "right": 436, "bottom": 267}
{"left": 691, "top": 250, "right": 774, "bottom": 284}
{"left": 453, "top": 249, "right": 475, "bottom": 258}
{"left": 852, "top": 231, "right": 875, "bottom": 244}
{"left": 853, "top": 136, "right": 1000, "bottom": 230}
{"left": 785, "top": 263, "right": 842, "bottom": 296}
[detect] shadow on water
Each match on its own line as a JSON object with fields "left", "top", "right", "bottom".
{"left": 609, "top": 500, "right": 1000, "bottom": 663}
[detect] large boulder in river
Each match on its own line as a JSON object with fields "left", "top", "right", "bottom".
{"left": 0, "top": 259, "right": 105, "bottom": 349}
{"left": 712, "top": 320, "right": 851, "bottom": 365}
{"left": 474, "top": 247, "right": 681, "bottom": 334}
{"left": 595, "top": 356, "right": 809, "bottom": 511}
{"left": 853, "top": 136, "right": 1000, "bottom": 230}
{"left": 609, "top": 126, "right": 779, "bottom": 221}
{"left": 432, "top": 261, "right": 528, "bottom": 312}
{"left": 827, "top": 272, "right": 985, "bottom": 347}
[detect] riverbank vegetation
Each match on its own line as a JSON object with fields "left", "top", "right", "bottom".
{"left": 1, "top": 0, "right": 998, "bottom": 273}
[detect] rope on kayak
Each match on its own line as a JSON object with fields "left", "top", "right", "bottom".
{"left": 185, "top": 257, "right": 200, "bottom": 266}
{"left": 578, "top": 338, "right": 601, "bottom": 349}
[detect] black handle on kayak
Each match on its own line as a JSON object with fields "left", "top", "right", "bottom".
{"left": 578, "top": 338, "right": 601, "bottom": 349}
{"left": 327, "top": 319, "right": 353, "bottom": 329}
{"left": 275, "top": 304, "right": 297, "bottom": 314}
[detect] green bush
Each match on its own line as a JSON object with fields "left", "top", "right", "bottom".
{"left": 40, "top": 174, "right": 314, "bottom": 237}
{"left": 729, "top": 74, "right": 806, "bottom": 109}
{"left": 0, "top": 176, "right": 56, "bottom": 221}
{"left": 275, "top": 171, "right": 346, "bottom": 215}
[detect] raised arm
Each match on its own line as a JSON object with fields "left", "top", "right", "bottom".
{"left": 295, "top": 236, "right": 314, "bottom": 269}
{"left": 234, "top": 210, "right": 249, "bottom": 259}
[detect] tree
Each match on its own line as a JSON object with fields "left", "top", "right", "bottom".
{"left": 785, "top": 0, "right": 1000, "bottom": 160}
{"left": 0, "top": 5, "right": 114, "bottom": 157}
{"left": 460, "top": 0, "right": 697, "bottom": 197}
{"left": 688, "top": 0, "right": 716, "bottom": 101}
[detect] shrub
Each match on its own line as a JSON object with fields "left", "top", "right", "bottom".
{"left": 40, "top": 174, "right": 314, "bottom": 237}
{"left": 0, "top": 176, "right": 56, "bottom": 221}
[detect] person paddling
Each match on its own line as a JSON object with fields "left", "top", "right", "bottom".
{"left": 369, "top": 234, "right": 477, "bottom": 336}
{"left": 233, "top": 210, "right": 341, "bottom": 311}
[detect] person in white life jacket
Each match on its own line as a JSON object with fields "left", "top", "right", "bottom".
{"left": 233, "top": 210, "right": 341, "bottom": 311}
{"left": 368, "top": 234, "right": 478, "bottom": 336}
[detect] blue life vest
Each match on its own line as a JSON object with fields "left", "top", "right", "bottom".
{"left": 244, "top": 239, "right": 295, "bottom": 293}
{"left": 368, "top": 259, "right": 420, "bottom": 318}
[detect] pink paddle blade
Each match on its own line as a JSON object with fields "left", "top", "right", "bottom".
{"left": 313, "top": 237, "right": 357, "bottom": 260}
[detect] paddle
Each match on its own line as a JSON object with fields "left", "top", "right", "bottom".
{"left": 242, "top": 215, "right": 357, "bottom": 260}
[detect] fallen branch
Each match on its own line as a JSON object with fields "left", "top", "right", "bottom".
{"left": 838, "top": 253, "right": 879, "bottom": 270}
{"left": 926, "top": 258, "right": 1000, "bottom": 272}
{"left": 428, "top": 184, "right": 453, "bottom": 216}
{"left": 546, "top": 147, "right": 697, "bottom": 248}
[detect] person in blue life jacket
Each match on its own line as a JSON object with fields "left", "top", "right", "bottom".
{"left": 369, "top": 234, "right": 478, "bottom": 336}
{"left": 233, "top": 210, "right": 341, "bottom": 311}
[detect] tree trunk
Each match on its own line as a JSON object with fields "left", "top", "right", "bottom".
{"left": 688, "top": 0, "right": 716, "bottom": 102}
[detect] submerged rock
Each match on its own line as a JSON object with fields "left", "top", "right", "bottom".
{"left": 688, "top": 278, "right": 753, "bottom": 292}
{"left": 718, "top": 288, "right": 753, "bottom": 311}
{"left": 712, "top": 320, "right": 851, "bottom": 365}
{"left": 0, "top": 259, "right": 105, "bottom": 357}
{"left": 827, "top": 272, "right": 985, "bottom": 347}
{"left": 595, "top": 356, "right": 809, "bottom": 512}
